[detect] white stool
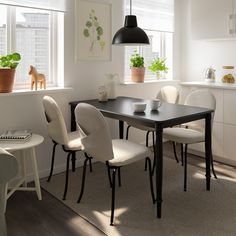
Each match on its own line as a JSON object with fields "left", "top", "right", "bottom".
{"left": 0, "top": 134, "right": 44, "bottom": 212}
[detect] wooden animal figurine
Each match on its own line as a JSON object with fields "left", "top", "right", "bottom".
{"left": 29, "top": 65, "right": 46, "bottom": 90}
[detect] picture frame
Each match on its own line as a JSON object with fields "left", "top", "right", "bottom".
{"left": 75, "top": 0, "right": 112, "bottom": 61}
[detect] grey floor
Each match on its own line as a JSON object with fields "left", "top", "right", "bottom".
{"left": 5, "top": 143, "right": 236, "bottom": 236}
{"left": 6, "top": 188, "right": 106, "bottom": 236}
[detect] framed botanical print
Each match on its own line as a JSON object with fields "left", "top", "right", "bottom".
{"left": 75, "top": 0, "right": 111, "bottom": 61}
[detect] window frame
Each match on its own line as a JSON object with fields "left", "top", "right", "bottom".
{"left": 1, "top": 5, "right": 63, "bottom": 89}
{"left": 123, "top": 0, "right": 174, "bottom": 83}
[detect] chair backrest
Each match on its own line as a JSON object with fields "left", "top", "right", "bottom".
{"left": 75, "top": 103, "right": 114, "bottom": 162}
{"left": 156, "top": 85, "right": 179, "bottom": 104}
{"left": 0, "top": 148, "right": 18, "bottom": 185}
{"left": 42, "top": 96, "right": 68, "bottom": 145}
{"left": 184, "top": 89, "right": 216, "bottom": 132}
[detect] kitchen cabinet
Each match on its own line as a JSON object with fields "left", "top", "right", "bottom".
{"left": 191, "top": 0, "right": 236, "bottom": 40}
{"left": 224, "top": 89, "right": 236, "bottom": 125}
{"left": 224, "top": 124, "right": 236, "bottom": 161}
{"left": 181, "top": 82, "right": 236, "bottom": 165}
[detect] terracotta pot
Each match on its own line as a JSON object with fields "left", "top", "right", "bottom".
{"left": 0, "top": 69, "right": 16, "bottom": 93}
{"left": 131, "top": 67, "right": 145, "bottom": 83}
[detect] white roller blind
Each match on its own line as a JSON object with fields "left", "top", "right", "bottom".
{"left": 0, "top": 0, "right": 66, "bottom": 12}
{"left": 126, "top": 0, "right": 174, "bottom": 32}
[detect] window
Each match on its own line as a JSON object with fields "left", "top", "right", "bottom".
{"left": 15, "top": 8, "right": 50, "bottom": 85}
{"left": 0, "top": 5, "right": 6, "bottom": 55}
{"left": 0, "top": 1, "right": 65, "bottom": 89}
{"left": 124, "top": 0, "right": 174, "bottom": 81}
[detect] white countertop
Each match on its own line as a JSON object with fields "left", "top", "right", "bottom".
{"left": 181, "top": 81, "right": 236, "bottom": 90}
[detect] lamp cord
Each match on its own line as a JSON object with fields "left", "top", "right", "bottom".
{"left": 130, "top": 0, "right": 132, "bottom": 15}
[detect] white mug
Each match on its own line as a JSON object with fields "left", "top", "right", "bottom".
{"left": 150, "top": 99, "right": 161, "bottom": 110}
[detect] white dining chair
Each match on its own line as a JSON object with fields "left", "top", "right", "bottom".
{"left": 75, "top": 103, "right": 155, "bottom": 226}
{"left": 126, "top": 85, "right": 180, "bottom": 171}
{"left": 126, "top": 86, "right": 180, "bottom": 143}
{"left": 42, "top": 96, "right": 92, "bottom": 200}
{"left": 163, "top": 90, "right": 217, "bottom": 191}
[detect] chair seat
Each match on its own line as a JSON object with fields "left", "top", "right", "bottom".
{"left": 108, "top": 139, "right": 151, "bottom": 167}
{"left": 64, "top": 131, "right": 82, "bottom": 151}
{"left": 163, "top": 127, "right": 205, "bottom": 144}
{"left": 180, "top": 122, "right": 204, "bottom": 132}
{"left": 127, "top": 121, "right": 155, "bottom": 132}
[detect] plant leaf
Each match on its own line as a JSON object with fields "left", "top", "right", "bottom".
{"left": 83, "top": 29, "right": 90, "bottom": 37}
{"left": 12, "top": 53, "right": 21, "bottom": 61}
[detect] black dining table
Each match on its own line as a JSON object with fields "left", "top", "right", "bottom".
{"left": 69, "top": 96, "right": 214, "bottom": 218}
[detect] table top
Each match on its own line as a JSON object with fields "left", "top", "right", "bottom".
{"left": 0, "top": 134, "right": 44, "bottom": 151}
{"left": 70, "top": 96, "right": 213, "bottom": 128}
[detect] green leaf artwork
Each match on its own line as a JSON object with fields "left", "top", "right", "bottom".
{"left": 83, "top": 9, "right": 106, "bottom": 52}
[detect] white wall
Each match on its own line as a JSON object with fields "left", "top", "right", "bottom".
{"left": 179, "top": 0, "right": 236, "bottom": 82}
{"left": 0, "top": 0, "right": 179, "bottom": 180}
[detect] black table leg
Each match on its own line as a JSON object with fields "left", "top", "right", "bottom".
{"left": 119, "top": 120, "right": 124, "bottom": 139}
{"left": 205, "top": 114, "right": 212, "bottom": 191}
{"left": 155, "top": 124, "right": 163, "bottom": 218}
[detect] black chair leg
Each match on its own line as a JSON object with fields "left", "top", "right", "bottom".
{"left": 144, "top": 131, "right": 150, "bottom": 171}
{"left": 118, "top": 167, "right": 122, "bottom": 187}
{"left": 106, "top": 161, "right": 112, "bottom": 188}
{"left": 181, "top": 143, "right": 184, "bottom": 166}
{"left": 84, "top": 152, "right": 93, "bottom": 173}
{"left": 152, "top": 131, "right": 155, "bottom": 149}
{"left": 211, "top": 153, "right": 217, "bottom": 179}
{"left": 126, "top": 125, "right": 131, "bottom": 140}
{"left": 47, "top": 142, "right": 57, "bottom": 182}
{"left": 110, "top": 167, "right": 117, "bottom": 226}
{"left": 63, "top": 152, "right": 71, "bottom": 200}
{"left": 77, "top": 158, "right": 89, "bottom": 203}
{"left": 151, "top": 148, "right": 156, "bottom": 177}
{"left": 146, "top": 131, "right": 150, "bottom": 147}
{"left": 146, "top": 157, "right": 155, "bottom": 204}
{"left": 151, "top": 131, "right": 156, "bottom": 175}
{"left": 71, "top": 152, "right": 76, "bottom": 172}
{"left": 184, "top": 144, "right": 188, "bottom": 192}
{"left": 89, "top": 158, "right": 93, "bottom": 172}
{"left": 172, "top": 142, "right": 179, "bottom": 163}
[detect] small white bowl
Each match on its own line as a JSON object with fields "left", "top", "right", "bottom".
{"left": 132, "top": 102, "right": 146, "bottom": 112}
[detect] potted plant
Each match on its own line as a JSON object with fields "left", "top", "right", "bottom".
{"left": 130, "top": 52, "right": 145, "bottom": 83}
{"left": 0, "top": 52, "right": 21, "bottom": 93}
{"left": 148, "top": 58, "right": 168, "bottom": 79}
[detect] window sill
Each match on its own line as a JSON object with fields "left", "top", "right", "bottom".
{"left": 120, "top": 79, "right": 178, "bottom": 85}
{"left": 0, "top": 87, "right": 73, "bottom": 96}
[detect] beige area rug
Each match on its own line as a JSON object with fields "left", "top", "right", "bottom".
{"left": 41, "top": 157, "right": 236, "bottom": 236}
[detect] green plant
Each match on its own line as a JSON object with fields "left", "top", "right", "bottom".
{"left": 0, "top": 52, "right": 21, "bottom": 69}
{"left": 130, "top": 52, "right": 144, "bottom": 68}
{"left": 148, "top": 58, "right": 168, "bottom": 76}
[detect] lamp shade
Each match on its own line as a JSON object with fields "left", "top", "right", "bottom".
{"left": 112, "top": 15, "right": 149, "bottom": 45}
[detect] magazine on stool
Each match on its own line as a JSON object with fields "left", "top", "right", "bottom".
{"left": 0, "top": 130, "right": 32, "bottom": 143}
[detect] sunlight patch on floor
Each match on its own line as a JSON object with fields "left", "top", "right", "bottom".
{"left": 192, "top": 172, "right": 236, "bottom": 183}
{"left": 197, "top": 162, "right": 236, "bottom": 179}
{"left": 92, "top": 208, "right": 129, "bottom": 235}
{"left": 99, "top": 207, "right": 128, "bottom": 220}
{"left": 218, "top": 175, "right": 236, "bottom": 183}
{"left": 192, "top": 172, "right": 205, "bottom": 179}
{"left": 66, "top": 215, "right": 100, "bottom": 234}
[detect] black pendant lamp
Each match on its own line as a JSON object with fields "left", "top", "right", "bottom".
{"left": 112, "top": 0, "right": 149, "bottom": 45}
